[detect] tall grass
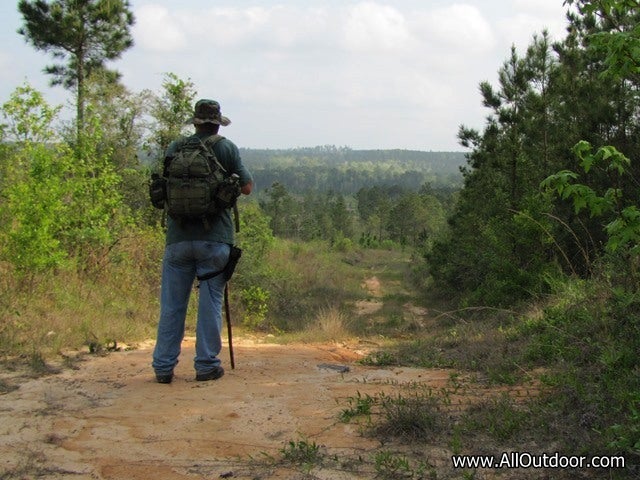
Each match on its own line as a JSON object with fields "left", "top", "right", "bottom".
{"left": 235, "top": 239, "right": 366, "bottom": 333}
{"left": 0, "top": 234, "right": 409, "bottom": 359}
{"left": 0, "top": 227, "right": 164, "bottom": 359}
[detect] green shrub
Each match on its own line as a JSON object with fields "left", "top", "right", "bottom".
{"left": 240, "top": 285, "right": 270, "bottom": 330}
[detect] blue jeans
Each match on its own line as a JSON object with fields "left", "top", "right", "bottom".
{"left": 152, "top": 241, "right": 230, "bottom": 376}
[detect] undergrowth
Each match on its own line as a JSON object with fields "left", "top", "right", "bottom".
{"left": 0, "top": 227, "right": 164, "bottom": 362}
{"left": 355, "top": 269, "right": 640, "bottom": 479}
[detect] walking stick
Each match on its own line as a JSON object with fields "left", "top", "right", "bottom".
{"left": 224, "top": 282, "right": 235, "bottom": 369}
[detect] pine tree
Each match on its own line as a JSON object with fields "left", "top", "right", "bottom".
{"left": 18, "top": 0, "right": 135, "bottom": 144}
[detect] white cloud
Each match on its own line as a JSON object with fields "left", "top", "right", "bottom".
{"left": 412, "top": 4, "right": 496, "bottom": 54}
{"left": 183, "top": 6, "right": 271, "bottom": 47}
{"left": 127, "top": 1, "right": 496, "bottom": 147}
{"left": 496, "top": 0, "right": 569, "bottom": 50}
{"left": 134, "top": 4, "right": 188, "bottom": 52}
{"left": 343, "top": 2, "right": 410, "bottom": 52}
{"left": 497, "top": 14, "right": 565, "bottom": 52}
{"left": 512, "top": 0, "right": 567, "bottom": 16}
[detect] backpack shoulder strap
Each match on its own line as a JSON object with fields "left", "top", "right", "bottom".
{"left": 202, "top": 134, "right": 225, "bottom": 150}
{"left": 201, "top": 134, "right": 228, "bottom": 173}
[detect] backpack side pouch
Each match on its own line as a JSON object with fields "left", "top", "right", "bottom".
{"left": 149, "top": 173, "right": 166, "bottom": 209}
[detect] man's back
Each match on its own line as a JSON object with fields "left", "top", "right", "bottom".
{"left": 164, "top": 131, "right": 252, "bottom": 246}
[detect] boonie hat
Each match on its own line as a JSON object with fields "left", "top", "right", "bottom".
{"left": 188, "top": 99, "right": 231, "bottom": 126}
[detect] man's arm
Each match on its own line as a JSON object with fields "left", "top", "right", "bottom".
{"left": 241, "top": 181, "right": 253, "bottom": 195}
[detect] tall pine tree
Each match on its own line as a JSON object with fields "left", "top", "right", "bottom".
{"left": 18, "top": 0, "right": 135, "bottom": 144}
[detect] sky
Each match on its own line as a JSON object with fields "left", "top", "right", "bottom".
{"left": 0, "top": 1, "right": 572, "bottom": 151}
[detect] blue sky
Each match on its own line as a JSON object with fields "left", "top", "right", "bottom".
{"left": 1, "top": 1, "right": 571, "bottom": 150}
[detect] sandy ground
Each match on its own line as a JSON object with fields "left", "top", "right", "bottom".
{"left": 0, "top": 336, "right": 473, "bottom": 479}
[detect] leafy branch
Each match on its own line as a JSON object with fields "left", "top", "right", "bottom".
{"left": 542, "top": 141, "right": 639, "bottom": 255}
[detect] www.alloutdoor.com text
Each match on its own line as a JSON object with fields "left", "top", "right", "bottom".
{"left": 452, "top": 452, "right": 626, "bottom": 470}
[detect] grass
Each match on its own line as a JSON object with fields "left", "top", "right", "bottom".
{"left": 340, "top": 386, "right": 449, "bottom": 442}
{"left": 374, "top": 389, "right": 446, "bottom": 441}
{"left": 459, "top": 394, "right": 533, "bottom": 443}
{"left": 300, "top": 304, "right": 352, "bottom": 342}
{"left": 0, "top": 228, "right": 163, "bottom": 362}
{"left": 339, "top": 391, "right": 376, "bottom": 422}
{"left": 279, "top": 438, "right": 323, "bottom": 465}
{"left": 372, "top": 450, "right": 419, "bottom": 479}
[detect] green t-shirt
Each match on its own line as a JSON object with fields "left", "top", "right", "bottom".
{"left": 164, "top": 132, "right": 253, "bottom": 246}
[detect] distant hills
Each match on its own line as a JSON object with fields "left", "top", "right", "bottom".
{"left": 239, "top": 145, "right": 467, "bottom": 194}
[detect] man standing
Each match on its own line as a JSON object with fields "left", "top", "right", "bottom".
{"left": 152, "top": 99, "right": 253, "bottom": 384}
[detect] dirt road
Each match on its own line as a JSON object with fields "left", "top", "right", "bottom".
{"left": 0, "top": 337, "right": 460, "bottom": 479}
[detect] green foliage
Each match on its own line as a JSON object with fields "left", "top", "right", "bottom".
{"left": 1, "top": 142, "right": 70, "bottom": 271}
{"left": 18, "top": 0, "right": 135, "bottom": 88}
{"left": 375, "top": 390, "right": 445, "bottom": 441}
{"left": 240, "top": 286, "right": 270, "bottom": 330}
{"left": 257, "top": 179, "right": 449, "bottom": 256}
{"left": 236, "top": 201, "right": 275, "bottom": 262}
{"left": 609, "top": 397, "right": 640, "bottom": 453}
{"left": 543, "top": 142, "right": 640, "bottom": 257}
{"left": 340, "top": 387, "right": 447, "bottom": 446}
{"left": 84, "top": 70, "right": 149, "bottom": 170}
{"left": 359, "top": 350, "right": 398, "bottom": 367}
{"left": 146, "top": 72, "right": 196, "bottom": 158}
{"left": 427, "top": 3, "right": 640, "bottom": 306}
{"left": 372, "top": 451, "right": 413, "bottom": 479}
{"left": 0, "top": 226, "right": 162, "bottom": 358}
{"left": 565, "top": 0, "right": 640, "bottom": 78}
{"left": 460, "top": 394, "right": 530, "bottom": 442}
{"left": 339, "top": 391, "right": 376, "bottom": 422}
{"left": 517, "top": 276, "right": 640, "bottom": 456}
{"left": 18, "top": 0, "right": 135, "bottom": 138}
{"left": 0, "top": 83, "right": 61, "bottom": 144}
{"left": 0, "top": 84, "right": 127, "bottom": 273}
{"left": 243, "top": 146, "right": 464, "bottom": 195}
{"left": 279, "top": 438, "right": 323, "bottom": 467}
{"left": 65, "top": 120, "right": 127, "bottom": 254}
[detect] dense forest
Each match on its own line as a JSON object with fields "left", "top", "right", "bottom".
{"left": 2, "top": 0, "right": 640, "bottom": 476}
{"left": 240, "top": 146, "right": 465, "bottom": 194}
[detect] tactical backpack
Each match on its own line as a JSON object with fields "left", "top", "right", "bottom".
{"left": 150, "top": 134, "right": 241, "bottom": 228}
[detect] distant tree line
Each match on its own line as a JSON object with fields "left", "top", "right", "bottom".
{"left": 241, "top": 147, "right": 464, "bottom": 195}
{"left": 257, "top": 181, "right": 447, "bottom": 252}
{"left": 241, "top": 148, "right": 461, "bottom": 250}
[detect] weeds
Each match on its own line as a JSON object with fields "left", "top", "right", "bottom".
{"left": 313, "top": 305, "right": 351, "bottom": 340}
{"left": 459, "top": 394, "right": 530, "bottom": 443}
{"left": 359, "top": 350, "right": 397, "bottom": 367}
{"left": 0, "top": 378, "right": 18, "bottom": 394}
{"left": 339, "top": 391, "right": 376, "bottom": 422}
{"left": 372, "top": 450, "right": 413, "bottom": 479}
{"left": 0, "top": 227, "right": 163, "bottom": 361}
{"left": 340, "top": 387, "right": 446, "bottom": 442}
{"left": 279, "top": 438, "right": 324, "bottom": 472}
{"left": 374, "top": 390, "right": 445, "bottom": 441}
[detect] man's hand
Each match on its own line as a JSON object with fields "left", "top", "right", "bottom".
{"left": 241, "top": 181, "right": 253, "bottom": 195}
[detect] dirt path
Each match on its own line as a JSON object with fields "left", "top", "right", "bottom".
{"left": 0, "top": 336, "right": 464, "bottom": 479}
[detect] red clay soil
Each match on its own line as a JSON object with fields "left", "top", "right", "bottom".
{"left": 0, "top": 337, "right": 454, "bottom": 479}
{"left": 0, "top": 336, "right": 540, "bottom": 479}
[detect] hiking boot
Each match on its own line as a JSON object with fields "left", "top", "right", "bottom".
{"left": 156, "top": 373, "right": 174, "bottom": 384}
{"left": 195, "top": 366, "right": 225, "bottom": 381}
